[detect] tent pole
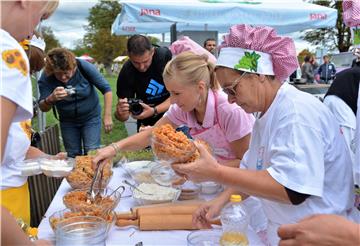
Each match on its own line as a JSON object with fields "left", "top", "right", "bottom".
{"left": 170, "top": 23, "right": 177, "bottom": 44}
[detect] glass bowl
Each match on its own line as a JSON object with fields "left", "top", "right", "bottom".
{"left": 187, "top": 229, "right": 222, "bottom": 246}
{"left": 151, "top": 135, "right": 197, "bottom": 164}
{"left": 131, "top": 183, "right": 181, "bottom": 205}
{"left": 122, "top": 161, "right": 158, "bottom": 184}
{"left": 150, "top": 163, "right": 182, "bottom": 186}
{"left": 63, "top": 187, "right": 123, "bottom": 213}
{"left": 55, "top": 215, "right": 108, "bottom": 245}
{"left": 49, "top": 208, "right": 116, "bottom": 234}
{"left": 66, "top": 166, "right": 113, "bottom": 190}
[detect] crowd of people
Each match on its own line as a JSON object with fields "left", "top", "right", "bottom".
{"left": 1, "top": 1, "right": 359, "bottom": 245}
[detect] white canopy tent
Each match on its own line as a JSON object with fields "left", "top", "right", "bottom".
{"left": 112, "top": 0, "right": 337, "bottom": 36}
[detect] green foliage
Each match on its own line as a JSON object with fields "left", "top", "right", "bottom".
{"left": 114, "top": 149, "right": 154, "bottom": 163}
{"left": 300, "top": 0, "right": 351, "bottom": 52}
{"left": 71, "top": 39, "right": 91, "bottom": 57}
{"left": 84, "top": 0, "right": 127, "bottom": 70}
{"left": 42, "top": 26, "right": 61, "bottom": 52}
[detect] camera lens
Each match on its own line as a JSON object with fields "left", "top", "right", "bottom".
{"left": 130, "top": 103, "right": 143, "bottom": 116}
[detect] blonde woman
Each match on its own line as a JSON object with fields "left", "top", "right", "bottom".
{"left": 0, "top": 0, "right": 58, "bottom": 229}
{"left": 93, "top": 52, "right": 254, "bottom": 166}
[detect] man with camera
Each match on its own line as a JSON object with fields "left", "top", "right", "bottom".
{"left": 115, "top": 35, "right": 172, "bottom": 131}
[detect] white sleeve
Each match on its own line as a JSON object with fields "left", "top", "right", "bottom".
{"left": 0, "top": 31, "right": 32, "bottom": 122}
{"left": 355, "top": 87, "right": 360, "bottom": 185}
{"left": 266, "top": 123, "right": 325, "bottom": 197}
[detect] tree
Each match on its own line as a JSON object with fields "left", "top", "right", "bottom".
{"left": 298, "top": 49, "right": 314, "bottom": 65}
{"left": 301, "top": 0, "right": 351, "bottom": 52}
{"left": 42, "top": 26, "right": 61, "bottom": 52}
{"left": 84, "top": 0, "right": 127, "bottom": 74}
{"left": 71, "top": 39, "right": 91, "bottom": 57}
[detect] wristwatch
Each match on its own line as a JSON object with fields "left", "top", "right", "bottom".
{"left": 153, "top": 106, "right": 159, "bottom": 117}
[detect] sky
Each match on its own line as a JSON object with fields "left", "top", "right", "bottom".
{"left": 44, "top": 0, "right": 313, "bottom": 53}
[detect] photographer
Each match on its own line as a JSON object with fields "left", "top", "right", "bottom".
{"left": 38, "top": 48, "right": 113, "bottom": 157}
{"left": 115, "top": 35, "right": 172, "bottom": 131}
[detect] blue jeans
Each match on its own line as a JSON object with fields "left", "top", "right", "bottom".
{"left": 60, "top": 116, "right": 101, "bottom": 157}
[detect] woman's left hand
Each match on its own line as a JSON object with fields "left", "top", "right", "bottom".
{"left": 103, "top": 115, "right": 113, "bottom": 133}
{"left": 172, "top": 142, "right": 221, "bottom": 183}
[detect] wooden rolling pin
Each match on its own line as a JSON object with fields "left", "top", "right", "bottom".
{"left": 116, "top": 215, "right": 221, "bottom": 231}
{"left": 117, "top": 202, "right": 204, "bottom": 220}
{"left": 117, "top": 214, "right": 195, "bottom": 230}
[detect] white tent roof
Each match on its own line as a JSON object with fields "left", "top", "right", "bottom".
{"left": 112, "top": 0, "right": 337, "bottom": 35}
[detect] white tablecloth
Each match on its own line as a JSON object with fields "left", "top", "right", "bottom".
{"left": 38, "top": 167, "right": 264, "bottom": 245}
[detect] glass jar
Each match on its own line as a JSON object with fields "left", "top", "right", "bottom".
{"left": 220, "top": 195, "right": 249, "bottom": 246}
{"left": 55, "top": 216, "right": 107, "bottom": 246}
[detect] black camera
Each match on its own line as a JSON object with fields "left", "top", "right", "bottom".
{"left": 128, "top": 98, "right": 143, "bottom": 116}
{"left": 64, "top": 85, "right": 76, "bottom": 96}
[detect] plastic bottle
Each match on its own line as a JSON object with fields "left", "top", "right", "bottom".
{"left": 220, "top": 194, "right": 249, "bottom": 246}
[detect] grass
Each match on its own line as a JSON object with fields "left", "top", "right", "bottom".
{"left": 32, "top": 74, "right": 128, "bottom": 149}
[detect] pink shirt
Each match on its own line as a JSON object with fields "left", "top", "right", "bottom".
{"left": 165, "top": 89, "right": 255, "bottom": 160}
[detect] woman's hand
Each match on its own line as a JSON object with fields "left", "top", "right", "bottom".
{"left": 278, "top": 214, "right": 360, "bottom": 246}
{"left": 103, "top": 115, "right": 113, "bottom": 133}
{"left": 91, "top": 145, "right": 116, "bottom": 169}
{"left": 193, "top": 196, "right": 227, "bottom": 229}
{"left": 50, "top": 86, "right": 68, "bottom": 102}
{"left": 132, "top": 102, "right": 154, "bottom": 120}
{"left": 172, "top": 142, "right": 221, "bottom": 183}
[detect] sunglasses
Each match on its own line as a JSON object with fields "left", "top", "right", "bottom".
{"left": 222, "top": 72, "right": 247, "bottom": 96}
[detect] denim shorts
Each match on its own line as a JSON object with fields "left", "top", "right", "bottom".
{"left": 60, "top": 115, "right": 101, "bottom": 157}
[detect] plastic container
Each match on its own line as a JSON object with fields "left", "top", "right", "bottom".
{"left": 176, "top": 181, "right": 200, "bottom": 201}
{"left": 200, "top": 181, "right": 222, "bottom": 195}
{"left": 63, "top": 187, "right": 123, "bottom": 213}
{"left": 55, "top": 216, "right": 107, "bottom": 246}
{"left": 15, "top": 158, "right": 42, "bottom": 176}
{"left": 40, "top": 158, "right": 74, "bottom": 177}
{"left": 187, "top": 229, "right": 222, "bottom": 246}
{"left": 220, "top": 195, "right": 249, "bottom": 246}
{"left": 49, "top": 208, "right": 116, "bottom": 234}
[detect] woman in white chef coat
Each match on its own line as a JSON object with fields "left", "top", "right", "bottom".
{"left": 172, "top": 24, "right": 355, "bottom": 245}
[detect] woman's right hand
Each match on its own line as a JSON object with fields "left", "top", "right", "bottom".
{"left": 51, "top": 86, "right": 68, "bottom": 101}
{"left": 193, "top": 197, "right": 226, "bottom": 229}
{"left": 91, "top": 145, "right": 116, "bottom": 169}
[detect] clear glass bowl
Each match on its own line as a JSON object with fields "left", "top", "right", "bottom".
{"left": 122, "top": 161, "right": 158, "bottom": 184}
{"left": 131, "top": 183, "right": 181, "bottom": 205}
{"left": 187, "top": 229, "right": 222, "bottom": 246}
{"left": 49, "top": 208, "right": 116, "bottom": 234}
{"left": 150, "top": 163, "right": 182, "bottom": 186}
{"left": 66, "top": 168, "right": 113, "bottom": 190}
{"left": 151, "top": 136, "right": 197, "bottom": 164}
{"left": 55, "top": 215, "right": 107, "bottom": 246}
{"left": 63, "top": 187, "right": 122, "bottom": 213}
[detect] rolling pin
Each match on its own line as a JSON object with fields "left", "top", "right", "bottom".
{"left": 116, "top": 215, "right": 221, "bottom": 230}
{"left": 116, "top": 201, "right": 206, "bottom": 220}
{"left": 116, "top": 214, "right": 196, "bottom": 230}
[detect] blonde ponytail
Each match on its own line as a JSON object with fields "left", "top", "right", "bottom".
{"left": 163, "top": 51, "right": 219, "bottom": 90}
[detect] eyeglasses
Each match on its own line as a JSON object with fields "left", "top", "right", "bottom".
{"left": 222, "top": 72, "right": 247, "bottom": 96}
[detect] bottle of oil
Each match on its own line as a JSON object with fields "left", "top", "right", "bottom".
{"left": 220, "top": 194, "right": 249, "bottom": 246}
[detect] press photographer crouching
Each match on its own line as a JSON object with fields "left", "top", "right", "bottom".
{"left": 38, "top": 48, "right": 113, "bottom": 157}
